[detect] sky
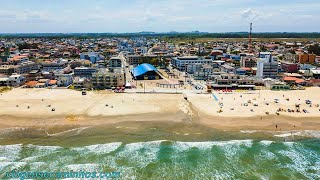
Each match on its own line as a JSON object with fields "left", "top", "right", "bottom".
{"left": 0, "top": 0, "right": 319, "bottom": 33}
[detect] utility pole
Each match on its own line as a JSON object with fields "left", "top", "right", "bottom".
{"left": 249, "top": 23, "right": 253, "bottom": 53}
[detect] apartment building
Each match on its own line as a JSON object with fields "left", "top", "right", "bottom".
{"left": 298, "top": 54, "right": 316, "bottom": 64}
{"left": 171, "top": 56, "right": 212, "bottom": 71}
{"left": 109, "top": 57, "right": 122, "bottom": 68}
{"left": 256, "top": 54, "right": 278, "bottom": 78}
{"left": 74, "top": 67, "right": 97, "bottom": 78}
{"left": 240, "top": 56, "right": 257, "bottom": 68}
{"left": 92, "top": 68, "right": 125, "bottom": 89}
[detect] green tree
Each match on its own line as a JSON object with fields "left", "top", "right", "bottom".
{"left": 308, "top": 44, "right": 320, "bottom": 55}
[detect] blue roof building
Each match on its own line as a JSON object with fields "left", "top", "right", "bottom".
{"left": 133, "top": 63, "right": 161, "bottom": 80}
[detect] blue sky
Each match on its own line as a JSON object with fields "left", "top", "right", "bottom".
{"left": 0, "top": 0, "right": 319, "bottom": 33}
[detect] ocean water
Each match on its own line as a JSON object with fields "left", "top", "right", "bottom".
{"left": 0, "top": 123, "right": 319, "bottom": 179}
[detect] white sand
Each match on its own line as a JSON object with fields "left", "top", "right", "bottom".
{"left": 188, "top": 87, "right": 320, "bottom": 117}
{"left": 0, "top": 88, "right": 183, "bottom": 118}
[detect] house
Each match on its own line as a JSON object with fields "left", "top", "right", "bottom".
{"left": 38, "top": 79, "right": 50, "bottom": 86}
{"left": 7, "top": 55, "right": 29, "bottom": 65}
{"left": 25, "top": 81, "right": 38, "bottom": 88}
{"left": 48, "top": 80, "right": 57, "bottom": 86}
{"left": 55, "top": 73, "right": 73, "bottom": 87}
{"left": 283, "top": 77, "right": 305, "bottom": 86}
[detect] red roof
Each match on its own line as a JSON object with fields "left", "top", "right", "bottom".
{"left": 25, "top": 81, "right": 38, "bottom": 87}
{"left": 283, "top": 77, "right": 305, "bottom": 84}
{"left": 49, "top": 80, "right": 57, "bottom": 85}
{"left": 283, "top": 77, "right": 298, "bottom": 81}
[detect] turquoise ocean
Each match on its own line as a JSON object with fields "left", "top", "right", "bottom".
{"left": 0, "top": 123, "right": 319, "bottom": 179}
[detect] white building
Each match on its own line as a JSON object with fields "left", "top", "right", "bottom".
{"left": 256, "top": 54, "right": 278, "bottom": 78}
{"left": 171, "top": 56, "right": 212, "bottom": 71}
{"left": 55, "top": 71, "right": 73, "bottom": 87}
{"left": 8, "top": 73, "right": 25, "bottom": 86}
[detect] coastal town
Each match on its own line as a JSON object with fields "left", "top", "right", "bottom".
{"left": 0, "top": 35, "right": 319, "bottom": 131}
{"left": 0, "top": 37, "right": 320, "bottom": 91}
{"left": 1, "top": 1, "right": 320, "bottom": 179}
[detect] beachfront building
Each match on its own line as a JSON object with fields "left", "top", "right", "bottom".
{"left": 55, "top": 71, "right": 73, "bottom": 87}
{"left": 256, "top": 54, "right": 278, "bottom": 78}
{"left": 207, "top": 73, "right": 256, "bottom": 90}
{"left": 171, "top": 56, "right": 212, "bottom": 71}
{"left": 92, "top": 68, "right": 125, "bottom": 89}
{"left": 8, "top": 73, "right": 25, "bottom": 87}
{"left": 0, "top": 77, "right": 9, "bottom": 86}
{"left": 187, "top": 64, "right": 214, "bottom": 80}
{"left": 74, "top": 67, "right": 97, "bottom": 78}
{"left": 133, "top": 63, "right": 161, "bottom": 80}
{"left": 264, "top": 79, "right": 290, "bottom": 90}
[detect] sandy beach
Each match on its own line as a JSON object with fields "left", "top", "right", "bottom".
{"left": 0, "top": 88, "right": 319, "bottom": 131}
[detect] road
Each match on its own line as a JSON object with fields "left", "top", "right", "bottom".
{"left": 119, "top": 52, "right": 134, "bottom": 84}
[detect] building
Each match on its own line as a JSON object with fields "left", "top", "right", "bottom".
{"left": 264, "top": 79, "right": 290, "bottom": 90}
{"left": 207, "top": 73, "right": 255, "bottom": 90}
{"left": 284, "top": 53, "right": 297, "bottom": 63}
{"left": 256, "top": 54, "right": 278, "bottom": 78}
{"left": 8, "top": 73, "right": 25, "bottom": 86}
{"left": 16, "top": 61, "right": 40, "bottom": 74}
{"left": 298, "top": 54, "right": 316, "bottom": 64}
{"left": 187, "top": 64, "right": 213, "bottom": 80}
{"left": 92, "top": 68, "right": 125, "bottom": 89}
{"left": 55, "top": 72, "right": 73, "bottom": 87}
{"left": 220, "top": 64, "right": 236, "bottom": 74}
{"left": 80, "top": 52, "right": 101, "bottom": 64}
{"left": 127, "top": 55, "right": 140, "bottom": 66}
{"left": 133, "top": 63, "right": 161, "bottom": 80}
{"left": 109, "top": 57, "right": 122, "bottom": 68}
{"left": 0, "top": 61, "right": 39, "bottom": 76}
{"left": 41, "top": 59, "right": 68, "bottom": 72}
{"left": 307, "top": 69, "right": 320, "bottom": 79}
{"left": 0, "top": 77, "right": 9, "bottom": 86}
{"left": 240, "top": 56, "right": 256, "bottom": 68}
{"left": 7, "top": 55, "right": 29, "bottom": 65}
{"left": 0, "top": 65, "right": 15, "bottom": 75}
{"left": 171, "top": 56, "right": 212, "bottom": 71}
{"left": 281, "top": 62, "right": 298, "bottom": 73}
{"left": 126, "top": 54, "right": 158, "bottom": 67}
{"left": 74, "top": 67, "right": 97, "bottom": 78}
